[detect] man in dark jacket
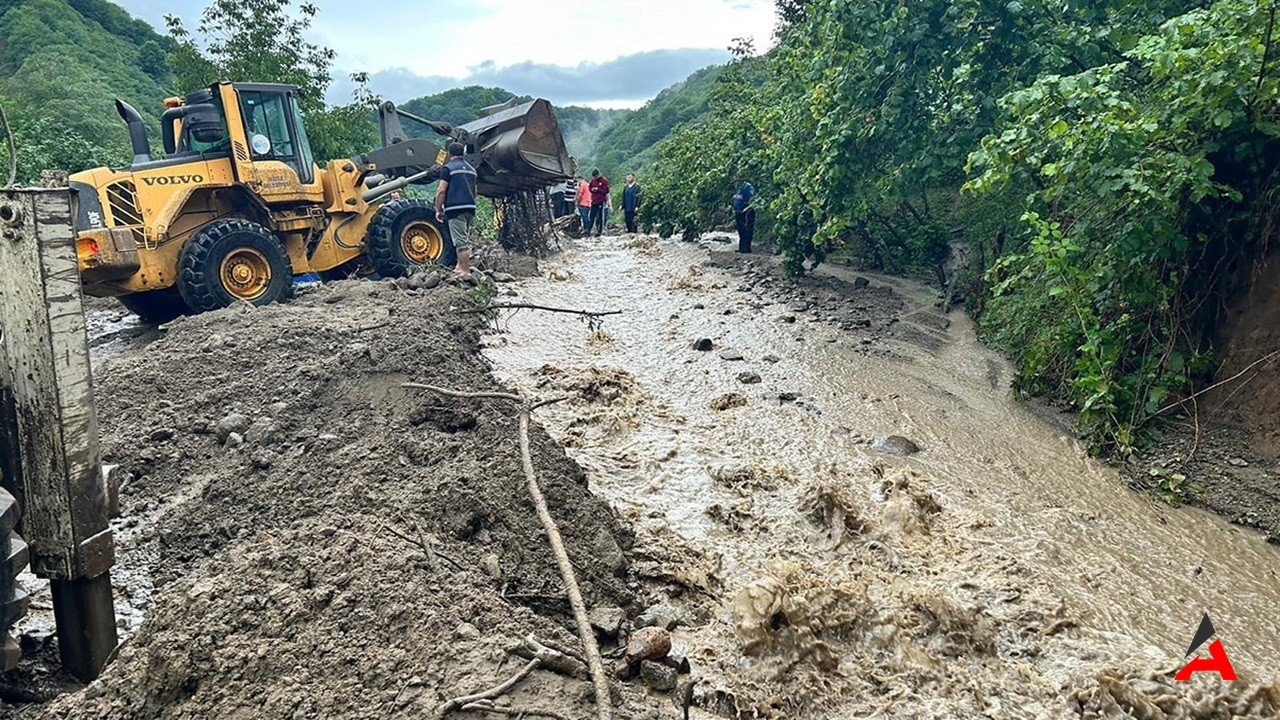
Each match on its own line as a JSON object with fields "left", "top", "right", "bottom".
{"left": 588, "top": 169, "right": 611, "bottom": 237}
{"left": 435, "top": 142, "right": 476, "bottom": 274}
{"left": 622, "top": 173, "right": 642, "bottom": 233}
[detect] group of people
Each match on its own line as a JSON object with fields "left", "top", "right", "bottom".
{"left": 553, "top": 171, "right": 755, "bottom": 253}
{"left": 441, "top": 142, "right": 758, "bottom": 278}
{"left": 553, "top": 171, "right": 644, "bottom": 236}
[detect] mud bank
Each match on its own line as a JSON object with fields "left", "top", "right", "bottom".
{"left": 5, "top": 277, "right": 665, "bottom": 719}
{"left": 482, "top": 234, "right": 1280, "bottom": 718}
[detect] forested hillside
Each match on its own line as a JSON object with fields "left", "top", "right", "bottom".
{"left": 640, "top": 0, "right": 1280, "bottom": 454}
{"left": 0, "top": 0, "right": 175, "bottom": 179}
{"left": 582, "top": 63, "right": 724, "bottom": 178}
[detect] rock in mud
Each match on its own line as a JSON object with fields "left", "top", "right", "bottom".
{"left": 710, "top": 393, "right": 748, "bottom": 411}
{"left": 789, "top": 301, "right": 810, "bottom": 312}
{"left": 636, "top": 602, "right": 680, "bottom": 631}
{"left": 480, "top": 553, "right": 501, "bottom": 579}
{"left": 640, "top": 660, "right": 678, "bottom": 692}
{"left": 662, "top": 648, "right": 691, "bottom": 674}
{"left": 763, "top": 354, "right": 781, "bottom": 364}
{"left": 737, "top": 372, "right": 762, "bottom": 385}
{"left": 692, "top": 338, "right": 714, "bottom": 351}
{"left": 245, "top": 418, "right": 278, "bottom": 445}
{"left": 148, "top": 428, "right": 176, "bottom": 443}
{"left": 224, "top": 432, "right": 244, "bottom": 449}
{"left": 718, "top": 348, "right": 744, "bottom": 361}
{"left": 589, "top": 607, "right": 626, "bottom": 639}
{"left": 854, "top": 276, "right": 871, "bottom": 288}
{"left": 872, "top": 436, "right": 922, "bottom": 456}
{"left": 452, "top": 622, "right": 481, "bottom": 641}
{"left": 626, "top": 626, "right": 672, "bottom": 665}
{"left": 491, "top": 271, "right": 517, "bottom": 283}
{"left": 215, "top": 413, "right": 251, "bottom": 442}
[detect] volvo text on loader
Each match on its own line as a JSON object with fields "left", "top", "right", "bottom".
{"left": 68, "top": 82, "right": 574, "bottom": 322}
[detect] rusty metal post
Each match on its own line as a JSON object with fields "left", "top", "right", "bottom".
{"left": 0, "top": 188, "right": 117, "bottom": 681}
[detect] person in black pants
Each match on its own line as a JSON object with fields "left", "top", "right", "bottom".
{"left": 587, "top": 169, "right": 611, "bottom": 237}
{"left": 732, "top": 176, "right": 756, "bottom": 253}
{"left": 622, "top": 173, "right": 642, "bottom": 233}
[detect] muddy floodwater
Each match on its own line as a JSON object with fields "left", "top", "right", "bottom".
{"left": 483, "top": 235, "right": 1280, "bottom": 718}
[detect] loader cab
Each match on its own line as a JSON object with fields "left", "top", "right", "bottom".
{"left": 232, "top": 84, "right": 316, "bottom": 184}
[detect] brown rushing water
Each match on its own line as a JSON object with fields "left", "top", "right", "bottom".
{"left": 486, "top": 236, "right": 1280, "bottom": 718}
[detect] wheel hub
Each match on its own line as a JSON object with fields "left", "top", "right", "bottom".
{"left": 219, "top": 248, "right": 272, "bottom": 301}
{"left": 402, "top": 221, "right": 443, "bottom": 264}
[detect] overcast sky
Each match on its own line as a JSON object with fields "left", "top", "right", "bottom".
{"left": 112, "top": 0, "right": 779, "bottom": 108}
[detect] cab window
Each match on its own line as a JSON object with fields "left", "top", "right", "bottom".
{"left": 239, "top": 89, "right": 313, "bottom": 182}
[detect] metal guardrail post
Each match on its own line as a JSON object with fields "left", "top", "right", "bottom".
{"left": 0, "top": 188, "right": 117, "bottom": 681}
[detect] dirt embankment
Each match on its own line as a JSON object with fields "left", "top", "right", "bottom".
{"left": 11, "top": 276, "right": 661, "bottom": 719}
{"left": 1125, "top": 251, "right": 1280, "bottom": 540}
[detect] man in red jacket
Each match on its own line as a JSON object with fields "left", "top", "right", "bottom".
{"left": 587, "top": 169, "right": 611, "bottom": 237}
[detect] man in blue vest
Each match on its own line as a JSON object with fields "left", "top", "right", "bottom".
{"left": 435, "top": 142, "right": 476, "bottom": 275}
{"left": 732, "top": 176, "right": 756, "bottom": 253}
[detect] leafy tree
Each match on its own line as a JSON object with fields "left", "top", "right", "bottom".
{"left": 166, "top": 0, "right": 377, "bottom": 163}
{"left": 165, "top": 0, "right": 334, "bottom": 112}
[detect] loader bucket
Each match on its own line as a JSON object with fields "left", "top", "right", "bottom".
{"left": 460, "top": 99, "right": 575, "bottom": 198}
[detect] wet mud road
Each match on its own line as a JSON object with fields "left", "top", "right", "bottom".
{"left": 483, "top": 235, "right": 1280, "bottom": 718}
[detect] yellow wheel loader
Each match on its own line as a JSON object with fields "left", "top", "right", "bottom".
{"left": 68, "top": 82, "right": 574, "bottom": 322}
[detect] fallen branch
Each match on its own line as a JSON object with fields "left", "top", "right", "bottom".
{"left": 506, "top": 635, "right": 589, "bottom": 679}
{"left": 437, "top": 658, "right": 541, "bottom": 717}
{"left": 401, "top": 384, "right": 522, "bottom": 403}
{"left": 461, "top": 699, "right": 570, "bottom": 719}
{"left": 460, "top": 302, "right": 622, "bottom": 319}
{"left": 517, "top": 395, "right": 614, "bottom": 719}
{"left": 408, "top": 384, "right": 613, "bottom": 720}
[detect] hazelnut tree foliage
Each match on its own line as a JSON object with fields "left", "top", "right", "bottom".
{"left": 641, "top": 0, "right": 1280, "bottom": 453}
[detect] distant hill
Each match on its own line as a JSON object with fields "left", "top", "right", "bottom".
{"left": 582, "top": 63, "right": 725, "bottom": 180}
{"left": 0, "top": 0, "right": 176, "bottom": 178}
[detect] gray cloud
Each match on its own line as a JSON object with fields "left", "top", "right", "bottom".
{"left": 328, "top": 48, "right": 730, "bottom": 107}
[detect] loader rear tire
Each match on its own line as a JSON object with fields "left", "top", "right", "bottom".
{"left": 0, "top": 488, "right": 29, "bottom": 672}
{"left": 366, "top": 199, "right": 455, "bottom": 278}
{"left": 178, "top": 219, "right": 293, "bottom": 313}
{"left": 117, "top": 287, "right": 190, "bottom": 324}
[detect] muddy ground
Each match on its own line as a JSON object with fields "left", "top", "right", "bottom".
{"left": 3, "top": 233, "right": 1280, "bottom": 719}
{"left": 3, "top": 270, "right": 668, "bottom": 719}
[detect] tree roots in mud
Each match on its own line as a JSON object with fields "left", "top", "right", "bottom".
{"left": 404, "top": 383, "right": 612, "bottom": 720}
{"left": 496, "top": 189, "right": 559, "bottom": 256}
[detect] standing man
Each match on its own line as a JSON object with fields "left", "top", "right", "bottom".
{"left": 435, "top": 141, "right": 475, "bottom": 275}
{"left": 732, "top": 175, "right": 756, "bottom": 253}
{"left": 588, "top": 169, "right": 611, "bottom": 237}
{"left": 561, "top": 178, "right": 577, "bottom": 217}
{"left": 549, "top": 180, "right": 565, "bottom": 219}
{"left": 622, "top": 173, "right": 642, "bottom": 234}
{"left": 576, "top": 175, "right": 592, "bottom": 232}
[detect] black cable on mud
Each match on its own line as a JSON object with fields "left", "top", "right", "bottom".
{"left": 496, "top": 189, "right": 559, "bottom": 256}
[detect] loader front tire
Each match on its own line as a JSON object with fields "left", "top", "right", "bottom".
{"left": 0, "top": 488, "right": 29, "bottom": 672}
{"left": 117, "top": 287, "right": 190, "bottom": 324}
{"left": 178, "top": 219, "right": 293, "bottom": 313}
{"left": 366, "top": 199, "right": 455, "bottom": 278}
